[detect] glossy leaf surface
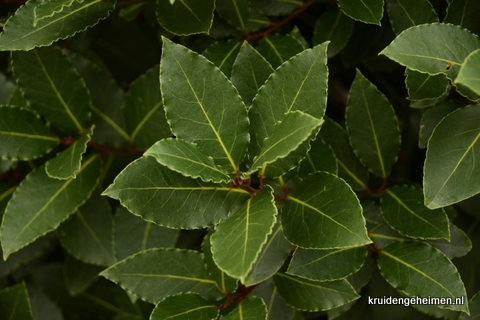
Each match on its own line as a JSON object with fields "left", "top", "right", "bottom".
{"left": 0, "top": 0, "right": 116, "bottom": 51}
{"left": 33, "top": 0, "right": 75, "bottom": 26}
{"left": 123, "top": 65, "right": 171, "bottom": 150}
{"left": 346, "top": 69, "right": 401, "bottom": 177}
{"left": 378, "top": 241, "right": 468, "bottom": 313}
{"left": 145, "top": 138, "right": 231, "bottom": 183}
{"left": 456, "top": 49, "right": 480, "bottom": 95}
{"left": 68, "top": 51, "right": 128, "bottom": 148}
{"left": 405, "top": 68, "right": 449, "bottom": 101}
{"left": 380, "top": 23, "right": 480, "bottom": 79}
{"left": 338, "top": 0, "right": 383, "bottom": 25}
{"left": 297, "top": 138, "right": 338, "bottom": 178}
{"left": 320, "top": 118, "right": 369, "bottom": 191}
{"left": 313, "top": 8, "right": 354, "bottom": 57}
{"left": 249, "top": 42, "right": 329, "bottom": 159}
{"left": 151, "top": 293, "right": 219, "bottom": 320}
{"left": 211, "top": 186, "right": 277, "bottom": 281}
{"left": 160, "top": 38, "right": 249, "bottom": 173}
{"left": 381, "top": 185, "right": 450, "bottom": 239}
{"left": 203, "top": 41, "right": 242, "bottom": 78}
{"left": 1, "top": 156, "right": 101, "bottom": 259}
{"left": 424, "top": 105, "right": 480, "bottom": 208}
{"left": 221, "top": 296, "right": 267, "bottom": 320}
{"left": 0, "top": 106, "right": 59, "bottom": 161}
{"left": 231, "top": 42, "right": 273, "bottom": 105}
{"left": 248, "top": 111, "right": 323, "bottom": 175}
{"left": 444, "top": 0, "right": 480, "bottom": 36}
{"left": 256, "top": 35, "right": 304, "bottom": 68}
{"left": 281, "top": 172, "right": 371, "bottom": 249}
{"left": 102, "top": 156, "right": 250, "bottom": 229}
{"left": 274, "top": 272, "right": 359, "bottom": 311}
{"left": 46, "top": 127, "right": 93, "bottom": 180}
{"left": 156, "top": 0, "right": 214, "bottom": 35}
{"left": 57, "top": 191, "right": 115, "bottom": 266}
{"left": 244, "top": 221, "right": 292, "bottom": 286}
{"left": 385, "top": 0, "right": 438, "bottom": 35}
{"left": 12, "top": 46, "right": 91, "bottom": 133}
{"left": 418, "top": 100, "right": 459, "bottom": 149}
{"left": 0, "top": 282, "right": 34, "bottom": 320}
{"left": 288, "top": 246, "right": 367, "bottom": 281}
{"left": 114, "top": 206, "right": 179, "bottom": 261}
{"left": 216, "top": 0, "right": 250, "bottom": 31}
{"left": 426, "top": 223, "right": 472, "bottom": 259}
{"left": 100, "top": 248, "right": 220, "bottom": 303}
{"left": 202, "top": 234, "right": 238, "bottom": 294}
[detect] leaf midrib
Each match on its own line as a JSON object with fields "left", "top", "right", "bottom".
{"left": 34, "top": 49, "right": 84, "bottom": 133}
{"left": 0, "top": 130, "right": 59, "bottom": 141}
{"left": 172, "top": 55, "right": 238, "bottom": 172}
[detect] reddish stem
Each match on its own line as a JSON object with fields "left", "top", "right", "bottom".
{"left": 87, "top": 140, "right": 143, "bottom": 157}
{"left": 244, "top": 1, "right": 314, "bottom": 42}
{"left": 365, "top": 244, "right": 381, "bottom": 254}
{"left": 217, "top": 284, "right": 259, "bottom": 310}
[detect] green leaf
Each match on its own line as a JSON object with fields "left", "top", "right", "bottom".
{"left": 145, "top": 138, "right": 231, "bottom": 183}
{"left": 418, "top": 100, "right": 459, "bottom": 149}
{"left": 287, "top": 246, "right": 368, "bottom": 281}
{"left": 1, "top": 156, "right": 101, "bottom": 259}
{"left": 221, "top": 296, "right": 267, "bottom": 320}
{"left": 455, "top": 49, "right": 480, "bottom": 95}
{"left": 385, "top": 0, "right": 438, "bottom": 35}
{"left": 256, "top": 35, "right": 304, "bottom": 69}
{"left": 297, "top": 137, "right": 338, "bottom": 178}
{"left": 57, "top": 191, "right": 115, "bottom": 266}
{"left": 246, "top": 7, "right": 270, "bottom": 33}
{"left": 64, "top": 255, "right": 104, "bottom": 296}
{"left": 337, "top": 0, "right": 383, "bottom": 25}
{"left": 156, "top": 0, "right": 214, "bottom": 35}
{"left": 0, "top": 106, "right": 59, "bottom": 161}
{"left": 281, "top": 171, "right": 371, "bottom": 249}
{"left": 379, "top": 23, "right": 480, "bottom": 80}
{"left": 12, "top": 46, "right": 91, "bottom": 134}
{"left": 102, "top": 156, "right": 250, "bottom": 229}
{"left": 423, "top": 105, "right": 480, "bottom": 208}
{"left": 0, "top": 0, "right": 116, "bottom": 51}
{"left": 244, "top": 221, "right": 292, "bottom": 286}
{"left": 114, "top": 206, "right": 179, "bottom": 262}
{"left": 67, "top": 51, "right": 129, "bottom": 148}
{"left": 405, "top": 69, "right": 449, "bottom": 101}
{"left": 151, "top": 293, "right": 219, "bottom": 320}
{"left": 251, "top": 0, "right": 300, "bottom": 16}
{"left": 378, "top": 241, "right": 468, "bottom": 313}
{"left": 202, "top": 233, "right": 238, "bottom": 294}
{"left": 100, "top": 248, "right": 221, "bottom": 303}
{"left": 444, "top": 0, "right": 480, "bottom": 36}
{"left": 46, "top": 127, "right": 93, "bottom": 180}
{"left": 345, "top": 69, "right": 401, "bottom": 178}
{"left": 203, "top": 40, "right": 242, "bottom": 78}
{"left": 0, "top": 234, "right": 55, "bottom": 279}
{"left": 160, "top": 38, "right": 249, "bottom": 173}
{"left": 231, "top": 42, "right": 274, "bottom": 106}
{"left": 8, "top": 86, "right": 31, "bottom": 109}
{"left": 253, "top": 279, "right": 296, "bottom": 320}
{"left": 124, "top": 65, "right": 171, "bottom": 150}
{"left": 34, "top": 0, "right": 76, "bottom": 26}
{"left": 381, "top": 185, "right": 450, "bottom": 240}
{"left": 249, "top": 42, "right": 329, "bottom": 160}
{"left": 313, "top": 8, "right": 354, "bottom": 58}
{"left": 320, "top": 118, "right": 369, "bottom": 191}
{"left": 216, "top": 0, "right": 250, "bottom": 31}
{"left": 0, "top": 282, "right": 34, "bottom": 320}
{"left": 0, "top": 73, "right": 15, "bottom": 104}
{"left": 211, "top": 186, "right": 277, "bottom": 282}
{"left": 248, "top": 111, "right": 323, "bottom": 176}
{"left": 426, "top": 223, "right": 472, "bottom": 259}
{"left": 459, "top": 290, "right": 480, "bottom": 320}
{"left": 273, "top": 272, "right": 359, "bottom": 311}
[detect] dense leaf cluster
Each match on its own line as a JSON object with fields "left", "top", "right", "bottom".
{"left": 0, "top": 0, "right": 480, "bottom": 319}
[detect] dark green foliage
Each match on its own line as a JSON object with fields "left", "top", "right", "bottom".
{"left": 0, "top": 0, "right": 479, "bottom": 319}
